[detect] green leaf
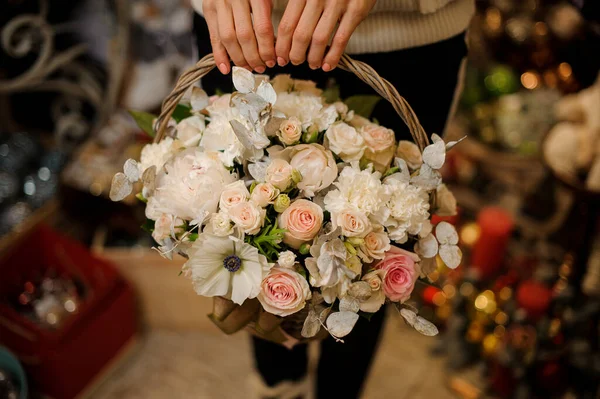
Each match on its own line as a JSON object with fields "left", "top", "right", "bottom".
{"left": 344, "top": 95, "right": 381, "bottom": 119}
{"left": 383, "top": 166, "right": 399, "bottom": 178}
{"left": 172, "top": 104, "right": 192, "bottom": 122}
{"left": 135, "top": 192, "right": 147, "bottom": 203}
{"left": 129, "top": 110, "right": 157, "bottom": 138}
{"left": 322, "top": 85, "right": 341, "bottom": 103}
{"left": 141, "top": 219, "right": 155, "bottom": 233}
{"left": 187, "top": 233, "right": 199, "bottom": 241}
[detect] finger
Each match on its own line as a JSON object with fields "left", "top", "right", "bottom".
{"left": 232, "top": 0, "right": 265, "bottom": 72}
{"left": 275, "top": 0, "right": 306, "bottom": 66}
{"left": 322, "top": 11, "right": 362, "bottom": 72}
{"left": 307, "top": 5, "right": 342, "bottom": 69}
{"left": 251, "top": 0, "right": 276, "bottom": 68}
{"left": 204, "top": 7, "right": 230, "bottom": 74}
{"left": 218, "top": 2, "right": 248, "bottom": 68}
{"left": 288, "top": 0, "right": 324, "bottom": 66}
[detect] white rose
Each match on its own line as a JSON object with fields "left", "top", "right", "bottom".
{"left": 138, "top": 137, "right": 181, "bottom": 174}
{"left": 286, "top": 144, "right": 337, "bottom": 197}
{"left": 396, "top": 141, "right": 423, "bottom": 169}
{"left": 277, "top": 250, "right": 297, "bottom": 269}
{"left": 358, "top": 225, "right": 391, "bottom": 263}
{"left": 277, "top": 117, "right": 302, "bottom": 145}
{"left": 152, "top": 213, "right": 184, "bottom": 243}
{"left": 250, "top": 182, "right": 280, "bottom": 207}
{"left": 219, "top": 180, "right": 250, "bottom": 212}
{"left": 360, "top": 124, "right": 395, "bottom": 153}
{"left": 149, "top": 148, "right": 236, "bottom": 222}
{"left": 325, "top": 122, "right": 366, "bottom": 162}
{"left": 229, "top": 201, "right": 266, "bottom": 235}
{"left": 435, "top": 184, "right": 457, "bottom": 217}
{"left": 332, "top": 208, "right": 372, "bottom": 238}
{"left": 207, "top": 212, "right": 234, "bottom": 236}
{"left": 266, "top": 158, "right": 294, "bottom": 191}
{"left": 177, "top": 115, "right": 205, "bottom": 147}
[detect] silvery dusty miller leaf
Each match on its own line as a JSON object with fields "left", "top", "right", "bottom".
{"left": 191, "top": 87, "right": 209, "bottom": 112}
{"left": 232, "top": 67, "right": 255, "bottom": 93}
{"left": 123, "top": 158, "right": 140, "bottom": 182}
{"left": 436, "top": 221, "right": 459, "bottom": 245}
{"left": 439, "top": 244, "right": 462, "bottom": 269}
{"left": 422, "top": 137, "right": 446, "bottom": 170}
{"left": 339, "top": 296, "right": 360, "bottom": 313}
{"left": 301, "top": 309, "right": 321, "bottom": 338}
{"left": 326, "top": 311, "right": 359, "bottom": 338}
{"left": 415, "top": 233, "right": 439, "bottom": 259}
{"left": 256, "top": 81, "right": 277, "bottom": 105}
{"left": 413, "top": 316, "right": 439, "bottom": 336}
{"left": 400, "top": 308, "right": 418, "bottom": 326}
{"left": 109, "top": 173, "right": 133, "bottom": 201}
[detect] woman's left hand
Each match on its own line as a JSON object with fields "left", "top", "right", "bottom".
{"left": 275, "top": 0, "right": 376, "bottom": 71}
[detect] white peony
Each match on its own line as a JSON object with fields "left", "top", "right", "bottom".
{"left": 277, "top": 250, "right": 296, "bottom": 269}
{"left": 325, "top": 122, "right": 366, "bottom": 162}
{"left": 324, "top": 163, "right": 389, "bottom": 219}
{"left": 177, "top": 115, "right": 205, "bottom": 147}
{"left": 228, "top": 201, "right": 266, "bottom": 235}
{"left": 182, "top": 234, "right": 272, "bottom": 305}
{"left": 219, "top": 180, "right": 250, "bottom": 212}
{"left": 383, "top": 177, "right": 430, "bottom": 243}
{"left": 138, "top": 137, "right": 181, "bottom": 174}
{"left": 148, "top": 148, "right": 236, "bottom": 222}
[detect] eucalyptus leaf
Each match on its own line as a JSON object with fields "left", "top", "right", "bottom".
{"left": 344, "top": 95, "right": 381, "bottom": 119}
{"left": 414, "top": 233, "right": 439, "bottom": 259}
{"left": 128, "top": 110, "right": 157, "bottom": 138}
{"left": 410, "top": 163, "right": 442, "bottom": 191}
{"left": 446, "top": 135, "right": 467, "bottom": 151}
{"left": 436, "top": 222, "right": 459, "bottom": 245}
{"left": 326, "top": 311, "right": 359, "bottom": 338}
{"left": 339, "top": 296, "right": 360, "bottom": 313}
{"left": 413, "top": 316, "right": 439, "bottom": 336}
{"left": 422, "top": 138, "right": 446, "bottom": 170}
{"left": 141, "top": 165, "right": 156, "bottom": 198}
{"left": 123, "top": 159, "right": 140, "bottom": 182}
{"left": 109, "top": 172, "right": 133, "bottom": 201}
{"left": 439, "top": 244, "right": 462, "bottom": 269}
{"left": 256, "top": 81, "right": 277, "bottom": 105}
{"left": 232, "top": 66, "right": 255, "bottom": 93}
{"left": 419, "top": 257, "right": 437, "bottom": 276}
{"left": 301, "top": 309, "right": 321, "bottom": 338}
{"left": 400, "top": 308, "right": 418, "bottom": 326}
{"left": 347, "top": 281, "right": 372, "bottom": 300}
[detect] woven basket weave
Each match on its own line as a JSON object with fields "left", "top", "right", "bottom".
{"left": 154, "top": 53, "right": 430, "bottom": 345}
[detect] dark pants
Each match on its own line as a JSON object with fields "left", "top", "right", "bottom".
{"left": 194, "top": 14, "right": 467, "bottom": 398}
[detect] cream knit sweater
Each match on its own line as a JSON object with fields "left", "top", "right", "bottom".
{"left": 192, "top": 0, "right": 474, "bottom": 54}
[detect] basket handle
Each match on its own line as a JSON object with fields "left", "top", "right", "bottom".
{"left": 154, "top": 53, "right": 430, "bottom": 151}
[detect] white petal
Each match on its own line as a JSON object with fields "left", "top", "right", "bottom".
{"left": 192, "top": 267, "right": 231, "bottom": 298}
{"left": 422, "top": 139, "right": 446, "bottom": 170}
{"left": 232, "top": 66, "right": 255, "bottom": 93}
{"left": 231, "top": 271, "right": 254, "bottom": 305}
{"left": 436, "top": 221, "right": 459, "bottom": 245}
{"left": 339, "top": 296, "right": 360, "bottom": 313}
{"left": 439, "top": 244, "right": 462, "bottom": 269}
{"left": 326, "top": 311, "right": 359, "bottom": 338}
{"left": 415, "top": 233, "right": 439, "bottom": 258}
{"left": 191, "top": 87, "right": 209, "bottom": 111}
{"left": 109, "top": 173, "right": 133, "bottom": 201}
{"left": 123, "top": 159, "right": 140, "bottom": 182}
{"left": 256, "top": 81, "right": 277, "bottom": 105}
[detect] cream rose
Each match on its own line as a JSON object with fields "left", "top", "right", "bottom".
{"left": 278, "top": 199, "right": 324, "bottom": 249}
{"left": 436, "top": 184, "right": 458, "bottom": 217}
{"left": 219, "top": 180, "right": 250, "bottom": 212}
{"left": 266, "top": 159, "right": 293, "bottom": 191}
{"left": 360, "top": 124, "right": 395, "bottom": 153}
{"left": 287, "top": 144, "right": 337, "bottom": 197}
{"left": 277, "top": 117, "right": 302, "bottom": 145}
{"left": 250, "top": 183, "right": 280, "bottom": 208}
{"left": 396, "top": 141, "right": 423, "bottom": 170}
{"left": 229, "top": 201, "right": 266, "bottom": 235}
{"left": 325, "top": 122, "right": 366, "bottom": 162}
{"left": 152, "top": 213, "right": 184, "bottom": 243}
{"left": 358, "top": 225, "right": 391, "bottom": 263}
{"left": 258, "top": 267, "right": 311, "bottom": 317}
{"left": 332, "top": 208, "right": 372, "bottom": 238}
{"left": 359, "top": 269, "right": 387, "bottom": 313}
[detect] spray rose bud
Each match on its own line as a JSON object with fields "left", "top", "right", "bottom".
{"left": 274, "top": 194, "right": 291, "bottom": 213}
{"left": 299, "top": 243, "right": 311, "bottom": 255}
{"left": 344, "top": 241, "right": 358, "bottom": 256}
{"left": 291, "top": 169, "right": 303, "bottom": 185}
{"left": 302, "top": 125, "right": 319, "bottom": 144}
{"left": 346, "top": 237, "right": 365, "bottom": 246}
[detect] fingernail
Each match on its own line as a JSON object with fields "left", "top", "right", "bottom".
{"left": 266, "top": 60, "right": 276, "bottom": 68}
{"left": 309, "top": 64, "right": 319, "bottom": 70}
{"left": 255, "top": 66, "right": 266, "bottom": 73}
{"left": 218, "top": 63, "right": 228, "bottom": 74}
{"left": 322, "top": 63, "right": 332, "bottom": 72}
{"left": 277, "top": 57, "right": 288, "bottom": 67}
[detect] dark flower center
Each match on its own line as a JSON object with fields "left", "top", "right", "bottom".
{"left": 223, "top": 255, "right": 242, "bottom": 272}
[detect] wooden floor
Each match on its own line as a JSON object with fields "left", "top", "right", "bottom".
{"left": 89, "top": 309, "right": 460, "bottom": 399}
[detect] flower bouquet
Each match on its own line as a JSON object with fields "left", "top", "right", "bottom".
{"left": 110, "top": 54, "right": 464, "bottom": 346}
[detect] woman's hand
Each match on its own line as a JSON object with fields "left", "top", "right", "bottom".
{"left": 203, "top": 0, "right": 276, "bottom": 74}
{"left": 275, "top": 0, "right": 376, "bottom": 71}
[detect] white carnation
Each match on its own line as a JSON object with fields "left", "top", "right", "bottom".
{"left": 138, "top": 137, "right": 181, "bottom": 174}
{"left": 383, "top": 178, "right": 430, "bottom": 243}
{"left": 277, "top": 250, "right": 296, "bottom": 268}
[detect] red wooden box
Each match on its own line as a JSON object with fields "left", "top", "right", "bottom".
{"left": 0, "top": 225, "right": 137, "bottom": 399}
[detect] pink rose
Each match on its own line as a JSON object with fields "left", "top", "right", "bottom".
{"left": 375, "top": 246, "right": 420, "bottom": 303}
{"left": 258, "top": 267, "right": 312, "bottom": 316}
{"left": 278, "top": 199, "right": 323, "bottom": 249}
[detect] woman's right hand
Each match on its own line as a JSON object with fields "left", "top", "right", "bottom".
{"left": 203, "top": 0, "right": 276, "bottom": 74}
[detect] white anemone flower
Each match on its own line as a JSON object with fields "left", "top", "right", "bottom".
{"left": 182, "top": 234, "right": 272, "bottom": 305}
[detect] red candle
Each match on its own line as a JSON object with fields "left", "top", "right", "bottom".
{"left": 516, "top": 280, "right": 552, "bottom": 321}
{"left": 471, "top": 207, "right": 514, "bottom": 280}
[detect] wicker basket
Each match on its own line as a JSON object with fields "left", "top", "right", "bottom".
{"left": 153, "top": 53, "right": 431, "bottom": 345}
